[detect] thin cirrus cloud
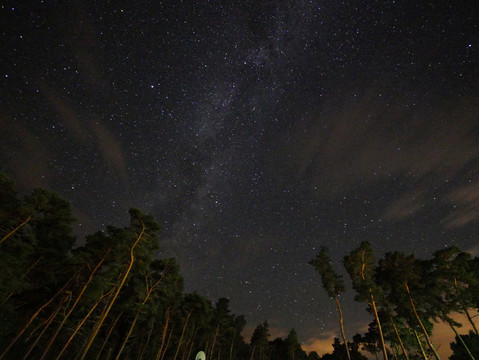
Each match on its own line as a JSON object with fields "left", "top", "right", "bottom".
{"left": 286, "top": 92, "right": 479, "bottom": 228}
{"left": 41, "top": 85, "right": 128, "bottom": 185}
{"left": 444, "top": 182, "right": 479, "bottom": 228}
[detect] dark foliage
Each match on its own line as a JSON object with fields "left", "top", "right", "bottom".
{"left": 1, "top": 173, "right": 478, "bottom": 360}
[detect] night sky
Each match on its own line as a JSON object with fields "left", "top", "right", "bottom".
{"left": 1, "top": 0, "right": 479, "bottom": 355}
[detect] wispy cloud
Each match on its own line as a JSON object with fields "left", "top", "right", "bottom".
{"left": 88, "top": 118, "right": 128, "bottom": 184}
{"left": 286, "top": 91, "right": 479, "bottom": 228}
{"left": 443, "top": 182, "right": 479, "bottom": 228}
{"left": 383, "top": 190, "right": 425, "bottom": 221}
{"left": 42, "top": 85, "right": 128, "bottom": 185}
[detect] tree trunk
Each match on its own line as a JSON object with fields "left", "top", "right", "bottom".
{"left": 453, "top": 276, "right": 479, "bottom": 337}
{"left": 210, "top": 324, "right": 219, "bottom": 360}
{"left": 138, "top": 318, "right": 155, "bottom": 360}
{"left": 229, "top": 328, "right": 237, "bottom": 360}
{"left": 335, "top": 296, "right": 351, "bottom": 360}
{"left": 404, "top": 283, "right": 440, "bottom": 360}
{"left": 115, "top": 313, "right": 139, "bottom": 360}
{"left": 155, "top": 306, "right": 171, "bottom": 360}
{"left": 55, "top": 288, "right": 113, "bottom": 360}
{"left": 173, "top": 311, "right": 192, "bottom": 360}
{"left": 186, "top": 329, "right": 197, "bottom": 360}
{"left": 386, "top": 309, "right": 409, "bottom": 360}
{"left": 447, "top": 319, "right": 476, "bottom": 360}
{"left": 23, "top": 296, "right": 65, "bottom": 360}
{"left": 249, "top": 345, "right": 255, "bottom": 360}
{"left": 0, "top": 276, "right": 71, "bottom": 360}
{"left": 115, "top": 272, "right": 163, "bottom": 360}
{"left": 0, "top": 214, "right": 32, "bottom": 245}
{"left": 205, "top": 340, "right": 211, "bottom": 360}
{"left": 463, "top": 305, "right": 479, "bottom": 337}
{"left": 79, "top": 218, "right": 146, "bottom": 360}
{"left": 96, "top": 312, "right": 123, "bottom": 360}
{"left": 412, "top": 329, "right": 428, "bottom": 360}
{"left": 389, "top": 315, "right": 409, "bottom": 360}
{"left": 39, "top": 250, "right": 110, "bottom": 360}
{"left": 181, "top": 324, "right": 196, "bottom": 360}
{"left": 2, "top": 256, "right": 43, "bottom": 304}
{"left": 369, "top": 292, "right": 388, "bottom": 360}
{"left": 161, "top": 323, "right": 175, "bottom": 360}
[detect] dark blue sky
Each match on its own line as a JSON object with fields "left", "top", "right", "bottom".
{"left": 1, "top": 0, "right": 478, "bottom": 354}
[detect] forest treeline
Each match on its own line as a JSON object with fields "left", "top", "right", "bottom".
{"left": 0, "top": 172, "right": 478, "bottom": 360}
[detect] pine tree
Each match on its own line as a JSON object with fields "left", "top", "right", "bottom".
{"left": 343, "top": 241, "right": 388, "bottom": 360}
{"left": 309, "top": 246, "right": 351, "bottom": 360}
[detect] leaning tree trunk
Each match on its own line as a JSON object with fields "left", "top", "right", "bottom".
{"left": 55, "top": 288, "right": 114, "bottom": 360}
{"left": 405, "top": 283, "right": 440, "bottom": 360}
{"left": 210, "top": 324, "right": 220, "bottom": 360}
{"left": 0, "top": 214, "right": 32, "bottom": 245}
{"left": 79, "top": 218, "right": 146, "bottom": 360}
{"left": 173, "top": 311, "right": 192, "bottom": 360}
{"left": 160, "top": 323, "right": 175, "bottom": 360}
{"left": 2, "top": 256, "right": 43, "bottom": 304}
{"left": 185, "top": 328, "right": 197, "bottom": 360}
{"left": 412, "top": 329, "right": 428, "bottom": 360}
{"left": 335, "top": 296, "right": 351, "bottom": 360}
{"left": 155, "top": 306, "right": 171, "bottom": 360}
{"left": 39, "top": 250, "right": 111, "bottom": 360}
{"left": 454, "top": 277, "right": 479, "bottom": 337}
{"left": 385, "top": 307, "right": 409, "bottom": 360}
{"left": 115, "top": 313, "right": 140, "bottom": 360}
{"left": 115, "top": 274, "right": 163, "bottom": 360}
{"left": 229, "top": 328, "right": 237, "bottom": 360}
{"left": 462, "top": 304, "right": 479, "bottom": 337}
{"left": 96, "top": 312, "right": 123, "bottom": 360}
{"left": 249, "top": 345, "right": 255, "bottom": 360}
{"left": 447, "top": 319, "right": 476, "bottom": 360}
{"left": 369, "top": 292, "right": 388, "bottom": 360}
{"left": 0, "top": 275, "right": 72, "bottom": 360}
{"left": 138, "top": 318, "right": 156, "bottom": 360}
{"left": 23, "top": 294, "right": 68, "bottom": 360}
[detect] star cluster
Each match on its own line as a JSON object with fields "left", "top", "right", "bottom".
{"left": 1, "top": 0, "right": 478, "bottom": 351}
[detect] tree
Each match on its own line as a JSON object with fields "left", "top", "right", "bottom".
{"left": 285, "top": 328, "right": 307, "bottom": 360}
{"left": 343, "top": 242, "right": 388, "bottom": 360}
{"left": 270, "top": 337, "right": 287, "bottom": 360}
{"left": 0, "top": 173, "right": 30, "bottom": 246}
{"left": 353, "top": 323, "right": 381, "bottom": 360}
{"left": 309, "top": 247, "right": 351, "bottom": 360}
{"left": 78, "top": 208, "right": 160, "bottom": 360}
{"left": 428, "top": 247, "right": 478, "bottom": 336}
{"left": 376, "top": 251, "right": 437, "bottom": 360}
{"left": 450, "top": 331, "right": 479, "bottom": 360}
{"left": 251, "top": 321, "right": 271, "bottom": 360}
{"left": 321, "top": 338, "right": 367, "bottom": 360}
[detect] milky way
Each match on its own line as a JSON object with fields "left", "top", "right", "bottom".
{"left": 1, "top": 0, "right": 478, "bottom": 352}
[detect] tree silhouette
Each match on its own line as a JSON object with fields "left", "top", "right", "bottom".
{"left": 343, "top": 242, "right": 388, "bottom": 360}
{"left": 321, "top": 338, "right": 367, "bottom": 360}
{"left": 251, "top": 321, "right": 271, "bottom": 360}
{"left": 309, "top": 247, "right": 351, "bottom": 360}
{"left": 2, "top": 173, "right": 479, "bottom": 360}
{"left": 449, "top": 331, "right": 479, "bottom": 360}
{"left": 376, "top": 251, "right": 439, "bottom": 360}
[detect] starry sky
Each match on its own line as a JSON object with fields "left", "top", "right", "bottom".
{"left": 1, "top": 0, "right": 479, "bottom": 355}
